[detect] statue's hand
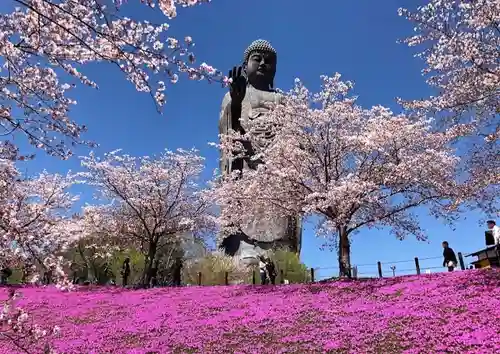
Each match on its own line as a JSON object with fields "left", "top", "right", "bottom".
{"left": 229, "top": 66, "right": 246, "bottom": 105}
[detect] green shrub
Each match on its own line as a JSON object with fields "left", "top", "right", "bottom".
{"left": 183, "top": 253, "right": 252, "bottom": 286}
{"left": 109, "top": 248, "right": 145, "bottom": 285}
{"left": 270, "top": 250, "right": 310, "bottom": 283}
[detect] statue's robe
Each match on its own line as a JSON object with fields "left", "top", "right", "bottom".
{"left": 218, "top": 85, "right": 302, "bottom": 262}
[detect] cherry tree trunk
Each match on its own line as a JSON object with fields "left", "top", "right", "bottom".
{"left": 87, "top": 267, "right": 97, "bottom": 283}
{"left": 338, "top": 226, "right": 352, "bottom": 278}
{"left": 77, "top": 244, "right": 97, "bottom": 283}
{"left": 141, "top": 241, "right": 158, "bottom": 287}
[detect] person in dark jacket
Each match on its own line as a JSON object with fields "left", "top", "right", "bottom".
{"left": 150, "top": 259, "right": 159, "bottom": 288}
{"left": 442, "top": 241, "right": 458, "bottom": 272}
{"left": 265, "top": 258, "right": 277, "bottom": 285}
{"left": 121, "top": 257, "right": 131, "bottom": 286}
{"left": 172, "top": 257, "right": 183, "bottom": 286}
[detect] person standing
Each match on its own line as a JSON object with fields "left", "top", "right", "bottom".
{"left": 487, "top": 220, "right": 500, "bottom": 267}
{"left": 121, "top": 257, "right": 131, "bottom": 287}
{"left": 265, "top": 258, "right": 277, "bottom": 285}
{"left": 259, "top": 256, "right": 268, "bottom": 285}
{"left": 442, "top": 241, "right": 458, "bottom": 272}
{"left": 150, "top": 259, "right": 159, "bottom": 288}
{"left": 172, "top": 257, "right": 183, "bottom": 286}
{"left": 487, "top": 220, "right": 500, "bottom": 245}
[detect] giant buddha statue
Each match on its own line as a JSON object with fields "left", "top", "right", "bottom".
{"left": 218, "top": 39, "right": 302, "bottom": 265}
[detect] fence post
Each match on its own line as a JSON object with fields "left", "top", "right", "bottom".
{"left": 415, "top": 257, "right": 421, "bottom": 275}
{"left": 197, "top": 272, "right": 202, "bottom": 286}
{"left": 252, "top": 270, "right": 256, "bottom": 285}
{"left": 224, "top": 271, "right": 229, "bottom": 285}
{"left": 457, "top": 252, "right": 465, "bottom": 270}
{"left": 377, "top": 262, "right": 382, "bottom": 278}
{"left": 280, "top": 269, "right": 284, "bottom": 284}
{"left": 310, "top": 268, "right": 315, "bottom": 282}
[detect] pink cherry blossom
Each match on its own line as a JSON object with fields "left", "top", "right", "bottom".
{"left": 398, "top": 0, "right": 499, "bottom": 212}
{"left": 0, "top": 149, "right": 78, "bottom": 284}
{"left": 398, "top": 1, "right": 498, "bottom": 119}
{"left": 211, "top": 74, "right": 469, "bottom": 276}
{"left": 78, "top": 148, "right": 213, "bottom": 286}
{"left": 0, "top": 145, "right": 76, "bottom": 354}
{"left": 0, "top": 0, "right": 223, "bottom": 158}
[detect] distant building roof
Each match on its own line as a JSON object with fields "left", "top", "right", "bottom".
{"left": 465, "top": 245, "right": 499, "bottom": 257}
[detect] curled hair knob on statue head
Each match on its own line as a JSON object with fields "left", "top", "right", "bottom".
{"left": 243, "top": 39, "right": 277, "bottom": 64}
{"left": 243, "top": 39, "right": 277, "bottom": 90}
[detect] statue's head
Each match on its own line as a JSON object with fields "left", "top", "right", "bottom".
{"left": 243, "top": 39, "right": 277, "bottom": 90}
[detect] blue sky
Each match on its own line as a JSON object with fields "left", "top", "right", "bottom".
{"left": 4, "top": 0, "right": 494, "bottom": 277}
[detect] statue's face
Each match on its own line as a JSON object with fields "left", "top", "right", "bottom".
{"left": 245, "top": 50, "right": 276, "bottom": 89}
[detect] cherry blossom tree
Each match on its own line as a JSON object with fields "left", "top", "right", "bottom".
{"left": 0, "top": 0, "right": 224, "bottom": 158}
{"left": 398, "top": 0, "right": 499, "bottom": 212}
{"left": 0, "top": 141, "right": 76, "bottom": 353}
{"left": 211, "top": 74, "right": 469, "bottom": 277}
{"left": 79, "top": 148, "right": 212, "bottom": 286}
{"left": 0, "top": 145, "right": 78, "bottom": 285}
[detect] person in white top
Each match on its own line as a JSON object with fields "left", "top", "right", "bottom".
{"left": 487, "top": 220, "right": 500, "bottom": 245}
{"left": 259, "top": 256, "right": 268, "bottom": 285}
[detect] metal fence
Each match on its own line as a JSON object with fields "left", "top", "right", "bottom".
{"left": 183, "top": 251, "right": 474, "bottom": 286}
{"left": 0, "top": 251, "right": 476, "bottom": 287}
{"left": 314, "top": 252, "right": 471, "bottom": 282}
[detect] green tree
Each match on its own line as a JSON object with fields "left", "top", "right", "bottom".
{"left": 270, "top": 251, "right": 310, "bottom": 284}
{"left": 183, "top": 253, "right": 252, "bottom": 286}
{"left": 62, "top": 234, "right": 116, "bottom": 284}
{"left": 109, "top": 248, "right": 145, "bottom": 286}
{"left": 61, "top": 233, "right": 145, "bottom": 285}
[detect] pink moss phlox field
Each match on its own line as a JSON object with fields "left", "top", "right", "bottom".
{"left": 1, "top": 270, "right": 499, "bottom": 353}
